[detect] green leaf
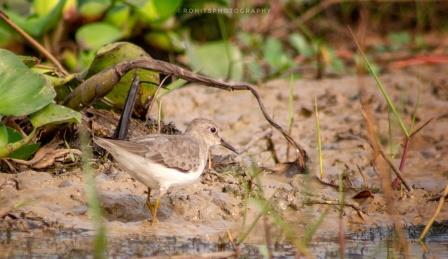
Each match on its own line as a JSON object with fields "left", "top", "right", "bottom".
{"left": 247, "top": 62, "right": 263, "bottom": 82}
{"left": 137, "top": 0, "right": 182, "bottom": 23}
{"left": 0, "top": 123, "right": 8, "bottom": 147}
{"left": 144, "top": 30, "right": 185, "bottom": 52}
{"left": 76, "top": 22, "right": 123, "bottom": 50}
{"left": 186, "top": 40, "right": 243, "bottom": 81}
{"left": 388, "top": 31, "right": 411, "bottom": 51}
{"left": 263, "top": 37, "right": 293, "bottom": 73}
{"left": 289, "top": 33, "right": 314, "bottom": 57}
{"left": 105, "top": 3, "right": 135, "bottom": 36}
{"left": 6, "top": 127, "right": 22, "bottom": 143}
{"left": 3, "top": 0, "right": 67, "bottom": 37}
{"left": 0, "top": 20, "right": 20, "bottom": 48}
{"left": 0, "top": 127, "right": 37, "bottom": 159}
{"left": 86, "top": 42, "right": 159, "bottom": 109}
{"left": 9, "top": 143, "right": 40, "bottom": 160}
{"left": 79, "top": 0, "right": 111, "bottom": 20}
{"left": 30, "top": 103, "right": 81, "bottom": 128}
{"left": 0, "top": 49, "right": 56, "bottom": 116}
{"left": 33, "top": 0, "right": 59, "bottom": 16}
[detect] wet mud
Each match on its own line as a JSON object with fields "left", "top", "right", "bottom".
{"left": 1, "top": 64, "right": 448, "bottom": 257}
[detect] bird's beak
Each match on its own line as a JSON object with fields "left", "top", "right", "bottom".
{"left": 220, "top": 138, "right": 239, "bottom": 154}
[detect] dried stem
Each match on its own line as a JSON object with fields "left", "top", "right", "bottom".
{"left": 0, "top": 11, "right": 68, "bottom": 75}
{"left": 354, "top": 27, "right": 410, "bottom": 256}
{"left": 419, "top": 183, "right": 448, "bottom": 241}
{"left": 145, "top": 75, "right": 170, "bottom": 121}
{"left": 378, "top": 148, "right": 412, "bottom": 192}
{"left": 393, "top": 117, "right": 433, "bottom": 188}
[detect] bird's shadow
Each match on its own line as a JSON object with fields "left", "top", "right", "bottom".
{"left": 98, "top": 191, "right": 171, "bottom": 222}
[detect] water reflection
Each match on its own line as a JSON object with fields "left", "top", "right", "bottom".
{"left": 1, "top": 223, "right": 448, "bottom": 258}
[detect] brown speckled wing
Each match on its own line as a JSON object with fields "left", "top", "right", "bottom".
{"left": 97, "top": 135, "right": 203, "bottom": 173}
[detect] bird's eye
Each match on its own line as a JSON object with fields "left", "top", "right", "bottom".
{"left": 209, "top": 127, "right": 217, "bottom": 134}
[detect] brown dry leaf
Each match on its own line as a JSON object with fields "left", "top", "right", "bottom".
{"left": 11, "top": 141, "right": 81, "bottom": 169}
{"left": 352, "top": 190, "right": 374, "bottom": 200}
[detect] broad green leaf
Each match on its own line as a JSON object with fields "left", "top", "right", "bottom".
{"left": 0, "top": 127, "right": 38, "bottom": 159}
{"left": 137, "top": 0, "right": 182, "bottom": 23}
{"left": 263, "top": 37, "right": 293, "bottom": 73}
{"left": 5, "top": 127, "right": 22, "bottom": 143}
{"left": 0, "top": 49, "right": 56, "bottom": 116}
{"left": 86, "top": 42, "right": 159, "bottom": 109}
{"left": 76, "top": 22, "right": 123, "bottom": 50}
{"left": 144, "top": 31, "right": 185, "bottom": 52}
{"left": 9, "top": 143, "right": 40, "bottom": 160}
{"left": 289, "top": 33, "right": 314, "bottom": 57}
{"left": 0, "top": 22, "right": 20, "bottom": 48}
{"left": 33, "top": 0, "right": 59, "bottom": 16}
{"left": 105, "top": 4, "right": 131, "bottom": 28}
{"left": 30, "top": 103, "right": 81, "bottom": 128}
{"left": 104, "top": 3, "right": 136, "bottom": 37}
{"left": 79, "top": 0, "right": 111, "bottom": 20}
{"left": 3, "top": 0, "right": 67, "bottom": 37}
{"left": 186, "top": 40, "right": 243, "bottom": 81}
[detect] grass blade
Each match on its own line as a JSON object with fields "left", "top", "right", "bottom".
{"left": 80, "top": 128, "right": 107, "bottom": 258}
{"left": 314, "top": 96, "right": 324, "bottom": 179}
{"left": 349, "top": 27, "right": 410, "bottom": 137}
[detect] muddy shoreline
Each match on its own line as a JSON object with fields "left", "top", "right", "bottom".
{"left": 1, "top": 64, "right": 448, "bottom": 257}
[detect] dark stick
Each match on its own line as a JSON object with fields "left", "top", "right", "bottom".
{"left": 113, "top": 75, "right": 140, "bottom": 140}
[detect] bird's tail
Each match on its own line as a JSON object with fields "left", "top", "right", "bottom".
{"left": 93, "top": 137, "right": 119, "bottom": 155}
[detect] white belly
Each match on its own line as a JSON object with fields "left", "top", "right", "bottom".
{"left": 113, "top": 149, "right": 205, "bottom": 191}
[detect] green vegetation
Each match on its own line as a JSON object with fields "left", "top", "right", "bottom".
{"left": 1, "top": 0, "right": 447, "bottom": 257}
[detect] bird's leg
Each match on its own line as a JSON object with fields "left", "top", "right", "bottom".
{"left": 151, "top": 189, "right": 166, "bottom": 225}
{"left": 145, "top": 187, "right": 153, "bottom": 220}
{"left": 151, "top": 196, "right": 161, "bottom": 225}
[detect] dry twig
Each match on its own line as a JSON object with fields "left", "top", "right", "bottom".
{"left": 419, "top": 183, "right": 448, "bottom": 241}
{"left": 0, "top": 11, "right": 68, "bottom": 75}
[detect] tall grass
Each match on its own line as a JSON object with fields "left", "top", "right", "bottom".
{"left": 235, "top": 160, "right": 332, "bottom": 257}
{"left": 80, "top": 128, "right": 107, "bottom": 258}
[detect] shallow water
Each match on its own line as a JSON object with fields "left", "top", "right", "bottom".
{"left": 1, "top": 223, "right": 448, "bottom": 258}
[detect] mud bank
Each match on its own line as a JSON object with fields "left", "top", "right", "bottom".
{"left": 1, "top": 64, "right": 448, "bottom": 257}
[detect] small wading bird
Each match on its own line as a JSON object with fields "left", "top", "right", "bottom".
{"left": 94, "top": 118, "right": 238, "bottom": 224}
